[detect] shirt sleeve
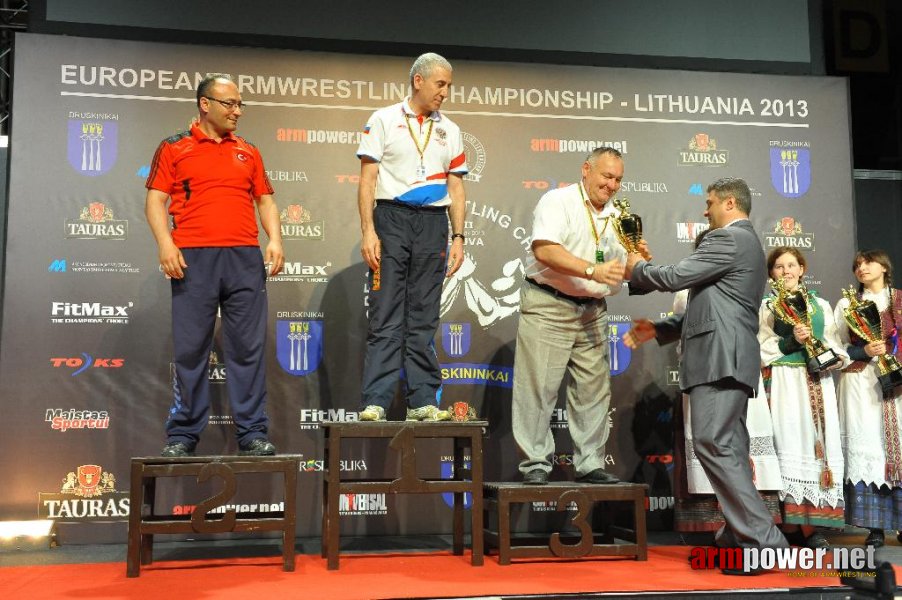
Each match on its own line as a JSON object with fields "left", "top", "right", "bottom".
{"left": 530, "top": 192, "right": 567, "bottom": 245}
{"left": 145, "top": 140, "right": 174, "bottom": 193}
{"left": 251, "top": 145, "right": 274, "bottom": 197}
{"left": 356, "top": 111, "right": 385, "bottom": 162}
{"left": 447, "top": 128, "right": 468, "bottom": 175}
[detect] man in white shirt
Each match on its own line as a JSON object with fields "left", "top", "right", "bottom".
{"left": 513, "top": 147, "right": 629, "bottom": 485}
{"left": 355, "top": 53, "right": 467, "bottom": 422}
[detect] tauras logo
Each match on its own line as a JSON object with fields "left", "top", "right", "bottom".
{"left": 39, "top": 465, "right": 129, "bottom": 521}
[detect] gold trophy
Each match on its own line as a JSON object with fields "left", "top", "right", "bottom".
{"left": 840, "top": 286, "right": 902, "bottom": 395}
{"left": 612, "top": 198, "right": 643, "bottom": 253}
{"left": 766, "top": 278, "right": 840, "bottom": 373}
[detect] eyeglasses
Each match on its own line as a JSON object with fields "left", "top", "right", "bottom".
{"left": 203, "top": 96, "right": 246, "bottom": 111}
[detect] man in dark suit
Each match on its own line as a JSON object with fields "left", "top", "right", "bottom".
{"left": 623, "top": 177, "right": 787, "bottom": 560}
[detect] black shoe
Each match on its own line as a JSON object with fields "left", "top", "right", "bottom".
{"left": 865, "top": 529, "right": 885, "bottom": 548}
{"left": 804, "top": 532, "right": 830, "bottom": 549}
{"left": 161, "top": 441, "right": 195, "bottom": 457}
{"left": 898, "top": 531, "right": 902, "bottom": 544}
{"left": 522, "top": 469, "right": 549, "bottom": 485}
{"left": 239, "top": 438, "right": 276, "bottom": 456}
{"left": 576, "top": 468, "right": 620, "bottom": 484}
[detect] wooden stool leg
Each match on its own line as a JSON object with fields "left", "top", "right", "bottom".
{"left": 326, "top": 431, "right": 341, "bottom": 570}
{"left": 140, "top": 477, "right": 156, "bottom": 565}
{"left": 497, "top": 495, "right": 511, "bottom": 566}
{"left": 126, "top": 460, "right": 143, "bottom": 577}
{"left": 634, "top": 489, "right": 648, "bottom": 561}
{"left": 452, "top": 437, "right": 463, "bottom": 555}
{"left": 282, "top": 460, "right": 297, "bottom": 572}
{"left": 469, "top": 434, "right": 484, "bottom": 566}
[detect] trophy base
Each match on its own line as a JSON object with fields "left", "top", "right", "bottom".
{"left": 878, "top": 369, "right": 902, "bottom": 396}
{"left": 807, "top": 349, "right": 841, "bottom": 373}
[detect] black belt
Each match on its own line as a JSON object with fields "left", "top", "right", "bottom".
{"left": 376, "top": 199, "right": 447, "bottom": 213}
{"left": 525, "top": 277, "right": 598, "bottom": 306}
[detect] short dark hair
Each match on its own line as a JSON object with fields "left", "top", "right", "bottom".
{"left": 196, "top": 73, "right": 234, "bottom": 107}
{"left": 707, "top": 177, "right": 752, "bottom": 215}
{"left": 585, "top": 146, "right": 623, "bottom": 165}
{"left": 853, "top": 249, "right": 893, "bottom": 289}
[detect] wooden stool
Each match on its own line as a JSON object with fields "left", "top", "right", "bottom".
{"left": 321, "top": 421, "right": 486, "bottom": 570}
{"left": 482, "top": 481, "right": 648, "bottom": 565}
{"left": 126, "top": 454, "right": 300, "bottom": 577}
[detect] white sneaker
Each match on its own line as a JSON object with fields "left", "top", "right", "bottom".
{"left": 405, "top": 405, "right": 452, "bottom": 422}
{"left": 359, "top": 405, "right": 386, "bottom": 421}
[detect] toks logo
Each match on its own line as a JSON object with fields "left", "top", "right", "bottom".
{"left": 39, "top": 464, "right": 129, "bottom": 521}
{"left": 51, "top": 354, "right": 124, "bottom": 375}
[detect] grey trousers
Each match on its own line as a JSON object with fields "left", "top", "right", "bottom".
{"left": 512, "top": 282, "right": 612, "bottom": 477}
{"left": 689, "top": 381, "right": 788, "bottom": 548}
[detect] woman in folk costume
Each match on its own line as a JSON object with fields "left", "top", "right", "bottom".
{"left": 672, "top": 230, "right": 783, "bottom": 534}
{"left": 833, "top": 249, "right": 902, "bottom": 547}
{"left": 759, "top": 247, "right": 849, "bottom": 548}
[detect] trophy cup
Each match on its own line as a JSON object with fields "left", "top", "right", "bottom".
{"left": 766, "top": 278, "right": 841, "bottom": 373}
{"left": 612, "top": 197, "right": 643, "bottom": 253}
{"left": 840, "top": 286, "right": 902, "bottom": 395}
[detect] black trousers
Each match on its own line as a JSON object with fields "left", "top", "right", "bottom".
{"left": 361, "top": 201, "right": 448, "bottom": 410}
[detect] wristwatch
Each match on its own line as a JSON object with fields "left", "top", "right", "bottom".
{"left": 584, "top": 265, "right": 595, "bottom": 279}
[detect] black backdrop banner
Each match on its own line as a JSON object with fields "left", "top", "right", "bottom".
{"left": 0, "top": 33, "right": 854, "bottom": 542}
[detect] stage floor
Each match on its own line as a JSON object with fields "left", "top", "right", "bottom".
{"left": 2, "top": 529, "right": 900, "bottom": 599}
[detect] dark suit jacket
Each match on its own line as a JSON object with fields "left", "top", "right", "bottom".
{"left": 630, "top": 219, "right": 766, "bottom": 392}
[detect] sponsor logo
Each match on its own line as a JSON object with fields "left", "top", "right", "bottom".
{"left": 39, "top": 465, "right": 129, "bottom": 521}
{"left": 50, "top": 354, "right": 125, "bottom": 375}
{"left": 335, "top": 174, "right": 359, "bottom": 184}
{"left": 769, "top": 141, "right": 811, "bottom": 198}
{"left": 608, "top": 322, "right": 632, "bottom": 376}
{"left": 50, "top": 258, "right": 139, "bottom": 274}
{"left": 276, "top": 128, "right": 362, "bottom": 144}
{"left": 553, "top": 452, "right": 616, "bottom": 468}
{"left": 678, "top": 133, "right": 729, "bottom": 166}
{"left": 301, "top": 457, "right": 367, "bottom": 473}
{"left": 531, "top": 138, "right": 628, "bottom": 154}
{"left": 645, "top": 495, "right": 675, "bottom": 512}
{"left": 666, "top": 367, "right": 680, "bottom": 386}
{"left": 50, "top": 301, "right": 133, "bottom": 325}
{"left": 339, "top": 493, "right": 388, "bottom": 516}
{"left": 299, "top": 408, "right": 358, "bottom": 430}
{"left": 462, "top": 132, "right": 486, "bottom": 183}
{"left": 266, "top": 170, "right": 308, "bottom": 183}
{"left": 279, "top": 204, "right": 324, "bottom": 240}
{"left": 689, "top": 183, "right": 704, "bottom": 196}
{"left": 531, "top": 500, "right": 578, "bottom": 512}
{"left": 522, "top": 179, "right": 574, "bottom": 190}
{"left": 689, "top": 545, "right": 878, "bottom": 574}
{"left": 440, "top": 457, "right": 473, "bottom": 508}
{"left": 276, "top": 320, "right": 324, "bottom": 376}
{"left": 441, "top": 323, "right": 471, "bottom": 357}
{"left": 67, "top": 118, "right": 118, "bottom": 176}
{"left": 763, "top": 217, "right": 815, "bottom": 251}
{"left": 440, "top": 364, "right": 513, "bottom": 388}
{"left": 65, "top": 202, "right": 128, "bottom": 240}
{"left": 620, "top": 181, "right": 668, "bottom": 194}
{"left": 172, "top": 502, "right": 285, "bottom": 515}
{"left": 676, "top": 222, "right": 710, "bottom": 243}
{"left": 268, "top": 261, "right": 330, "bottom": 282}
{"left": 136, "top": 165, "right": 150, "bottom": 178}
{"left": 550, "top": 407, "right": 569, "bottom": 430}
{"left": 45, "top": 409, "right": 110, "bottom": 432}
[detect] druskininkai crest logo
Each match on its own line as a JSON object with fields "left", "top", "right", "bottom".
{"left": 770, "top": 146, "right": 811, "bottom": 198}
{"left": 276, "top": 320, "right": 323, "bottom": 376}
{"left": 608, "top": 322, "right": 633, "bottom": 376}
{"left": 68, "top": 120, "right": 118, "bottom": 176}
{"left": 441, "top": 322, "right": 471, "bottom": 357}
